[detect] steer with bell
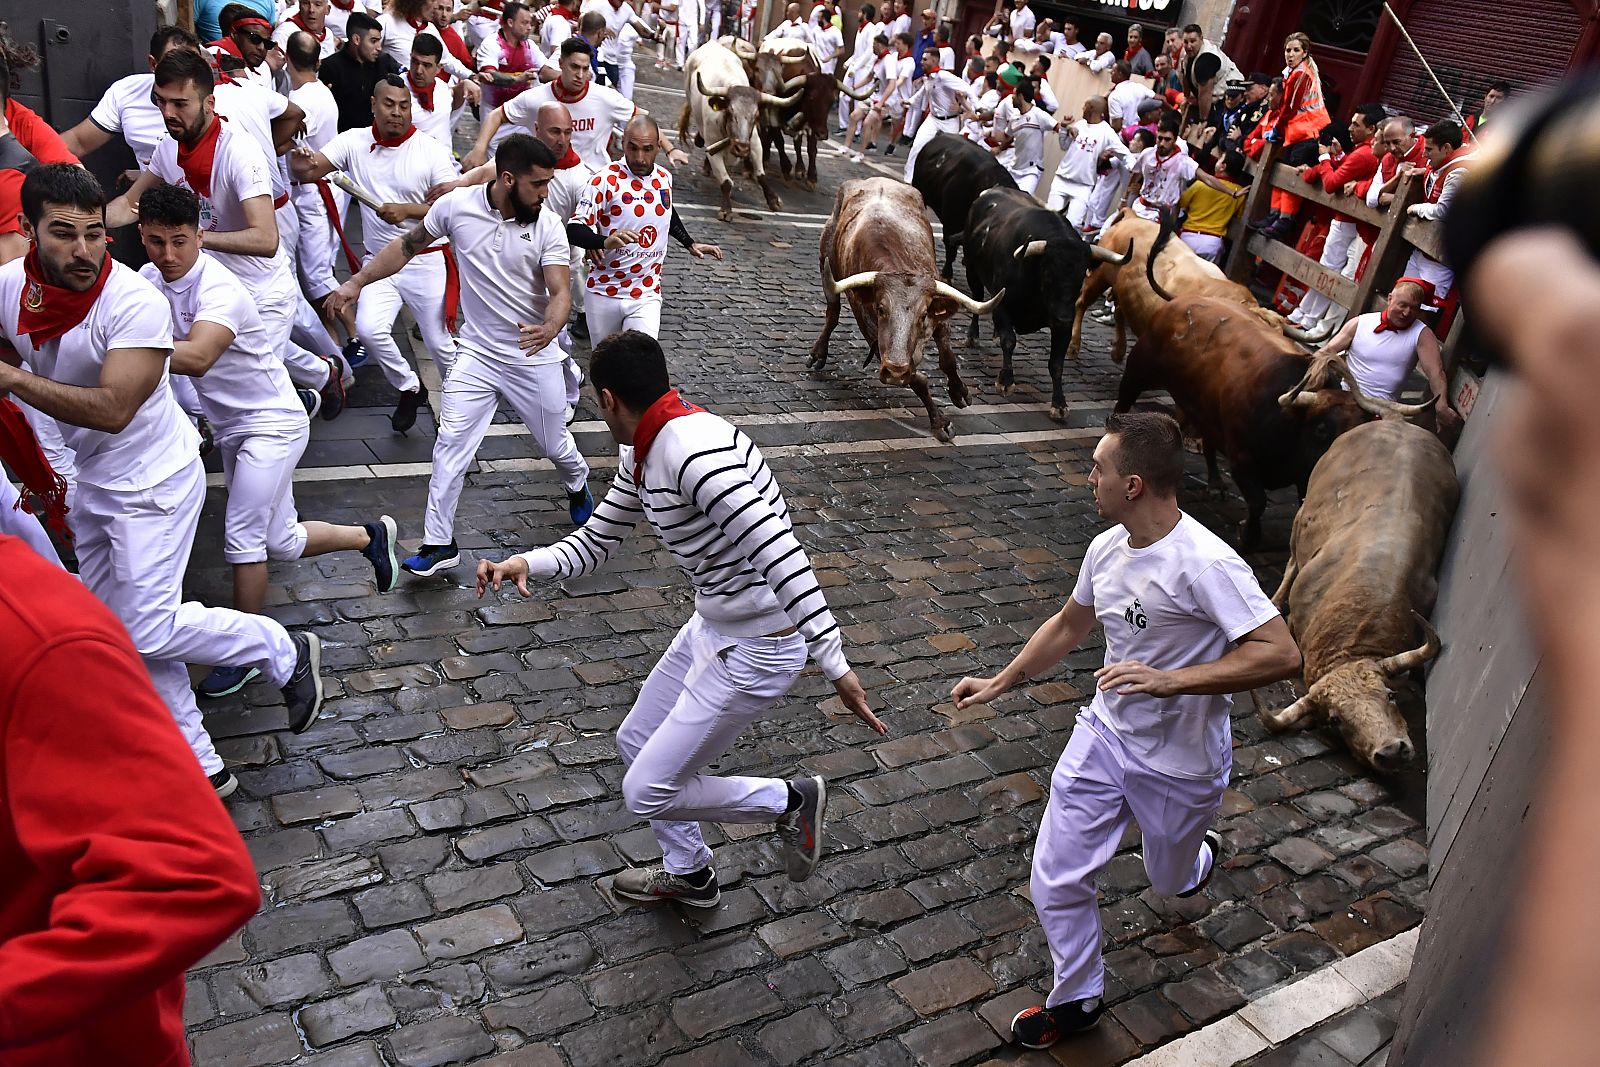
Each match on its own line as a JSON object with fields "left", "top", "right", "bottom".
{"left": 1261, "top": 419, "right": 1460, "bottom": 771}
{"left": 809, "top": 178, "right": 1001, "bottom": 442}
{"left": 679, "top": 42, "right": 795, "bottom": 220}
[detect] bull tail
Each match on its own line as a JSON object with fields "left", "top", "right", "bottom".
{"left": 1145, "top": 209, "right": 1178, "bottom": 303}
{"left": 677, "top": 100, "right": 692, "bottom": 145}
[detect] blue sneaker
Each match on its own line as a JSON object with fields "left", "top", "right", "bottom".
{"left": 342, "top": 338, "right": 369, "bottom": 369}
{"left": 297, "top": 387, "right": 322, "bottom": 418}
{"left": 363, "top": 514, "right": 399, "bottom": 592}
{"left": 568, "top": 485, "right": 594, "bottom": 525}
{"left": 198, "top": 664, "right": 261, "bottom": 699}
{"left": 402, "top": 541, "right": 460, "bottom": 577}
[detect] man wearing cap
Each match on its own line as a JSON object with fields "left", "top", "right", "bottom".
{"left": 1315, "top": 279, "right": 1459, "bottom": 427}
{"left": 1199, "top": 78, "right": 1249, "bottom": 160}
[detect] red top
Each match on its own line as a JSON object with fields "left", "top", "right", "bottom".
{"left": 1279, "top": 60, "right": 1330, "bottom": 147}
{"left": 439, "top": 24, "right": 473, "bottom": 80}
{"left": 1322, "top": 141, "right": 1379, "bottom": 195}
{"left": 0, "top": 537, "right": 260, "bottom": 1067}
{"left": 0, "top": 99, "right": 80, "bottom": 237}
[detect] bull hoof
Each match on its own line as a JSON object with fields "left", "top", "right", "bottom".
{"left": 932, "top": 423, "right": 955, "bottom": 443}
{"left": 717, "top": 208, "right": 734, "bottom": 222}
{"left": 1049, "top": 405, "right": 1066, "bottom": 422}
{"left": 766, "top": 196, "right": 784, "bottom": 211}
{"left": 806, "top": 350, "right": 829, "bottom": 372}
{"left": 995, "top": 380, "right": 1013, "bottom": 396}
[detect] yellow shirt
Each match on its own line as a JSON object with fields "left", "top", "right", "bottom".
{"left": 1179, "top": 177, "right": 1244, "bottom": 237}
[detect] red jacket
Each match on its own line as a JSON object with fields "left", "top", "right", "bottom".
{"left": 0, "top": 538, "right": 260, "bottom": 1067}
{"left": 1313, "top": 141, "right": 1379, "bottom": 222}
{"left": 0, "top": 99, "right": 80, "bottom": 238}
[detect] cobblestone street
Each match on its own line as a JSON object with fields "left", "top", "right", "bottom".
{"left": 180, "top": 65, "right": 1425, "bottom": 1067}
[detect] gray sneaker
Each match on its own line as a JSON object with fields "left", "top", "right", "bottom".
{"left": 775, "top": 775, "right": 827, "bottom": 882}
{"left": 282, "top": 632, "right": 325, "bottom": 734}
{"left": 612, "top": 866, "right": 721, "bottom": 908}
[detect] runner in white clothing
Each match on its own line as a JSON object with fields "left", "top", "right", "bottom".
{"left": 135, "top": 184, "right": 401, "bottom": 699}
{"left": 292, "top": 76, "right": 462, "bottom": 432}
{"left": 325, "top": 0, "right": 376, "bottom": 40}
{"left": 0, "top": 165, "right": 326, "bottom": 797}
{"left": 902, "top": 48, "right": 976, "bottom": 182}
{"left": 951, "top": 412, "right": 1300, "bottom": 1051}
{"left": 567, "top": 116, "right": 721, "bottom": 340}
{"left": 273, "top": 0, "right": 340, "bottom": 57}
{"left": 284, "top": 31, "right": 352, "bottom": 338}
{"left": 476, "top": 329, "right": 884, "bottom": 907}
{"left": 993, "top": 79, "right": 1054, "bottom": 194}
{"left": 596, "top": 0, "right": 658, "bottom": 89}
{"left": 378, "top": 0, "right": 477, "bottom": 79}
{"left": 328, "top": 135, "right": 593, "bottom": 577}
{"left": 1046, "top": 98, "right": 1129, "bottom": 225}
{"left": 407, "top": 35, "right": 460, "bottom": 149}
{"left": 1126, "top": 121, "right": 1243, "bottom": 222}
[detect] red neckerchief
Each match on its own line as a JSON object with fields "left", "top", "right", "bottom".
{"left": 370, "top": 124, "right": 419, "bottom": 150}
{"left": 1373, "top": 313, "right": 1405, "bottom": 333}
{"left": 0, "top": 397, "right": 71, "bottom": 542}
{"left": 552, "top": 78, "right": 589, "bottom": 104}
{"left": 290, "top": 14, "right": 327, "bottom": 40}
{"left": 1424, "top": 145, "right": 1475, "bottom": 203}
{"left": 17, "top": 247, "right": 113, "bottom": 351}
{"left": 410, "top": 75, "right": 436, "bottom": 109}
{"left": 1123, "top": 44, "right": 1141, "bottom": 62}
{"left": 925, "top": 64, "right": 940, "bottom": 74}
{"left": 331, "top": 0, "right": 353, "bottom": 9}
{"left": 407, "top": 16, "right": 429, "bottom": 30}
{"left": 632, "top": 389, "right": 704, "bottom": 485}
{"left": 556, "top": 146, "right": 582, "bottom": 168}
{"left": 176, "top": 113, "right": 227, "bottom": 198}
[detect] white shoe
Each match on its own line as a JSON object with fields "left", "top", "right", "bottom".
{"left": 1286, "top": 309, "right": 1307, "bottom": 327}
{"left": 850, "top": 152, "right": 864, "bottom": 163}
{"left": 565, "top": 404, "right": 576, "bottom": 426}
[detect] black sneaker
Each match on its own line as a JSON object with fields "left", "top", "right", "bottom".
{"left": 612, "top": 866, "right": 722, "bottom": 908}
{"left": 1177, "top": 830, "right": 1224, "bottom": 898}
{"left": 775, "top": 774, "right": 827, "bottom": 882}
{"left": 282, "top": 632, "right": 325, "bottom": 734}
{"left": 362, "top": 515, "right": 399, "bottom": 593}
{"left": 402, "top": 541, "right": 460, "bottom": 577}
{"left": 569, "top": 315, "right": 590, "bottom": 340}
{"left": 320, "top": 357, "right": 346, "bottom": 421}
{"left": 884, "top": 141, "right": 897, "bottom": 156}
{"left": 1009, "top": 998, "right": 1103, "bottom": 1049}
{"left": 209, "top": 769, "right": 240, "bottom": 798}
{"left": 392, "top": 387, "right": 427, "bottom": 434}
{"left": 197, "top": 417, "right": 215, "bottom": 458}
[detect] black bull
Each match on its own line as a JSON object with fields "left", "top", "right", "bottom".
{"left": 910, "top": 133, "right": 1018, "bottom": 280}
{"left": 960, "top": 187, "right": 1133, "bottom": 419}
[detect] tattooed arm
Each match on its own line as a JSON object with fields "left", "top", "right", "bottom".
{"left": 325, "top": 221, "right": 436, "bottom": 318}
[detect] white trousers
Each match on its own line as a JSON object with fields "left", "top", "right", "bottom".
{"left": 618, "top": 61, "right": 637, "bottom": 101}
{"left": 293, "top": 183, "right": 340, "bottom": 300}
{"left": 707, "top": 7, "right": 721, "bottom": 38}
{"left": 1085, "top": 169, "right": 1128, "bottom": 231}
{"left": 260, "top": 283, "right": 332, "bottom": 389}
{"left": 584, "top": 292, "right": 663, "bottom": 341}
{"left": 1179, "top": 232, "right": 1224, "bottom": 261}
{"left": 1403, "top": 248, "right": 1455, "bottom": 302}
{"left": 1009, "top": 167, "right": 1042, "bottom": 196}
{"left": 1047, "top": 177, "right": 1091, "bottom": 222}
{"left": 904, "top": 114, "right": 959, "bottom": 183}
{"left": 423, "top": 352, "right": 589, "bottom": 544}
{"left": 617, "top": 612, "right": 805, "bottom": 873}
{"left": 1032, "top": 708, "right": 1226, "bottom": 1007}
{"left": 219, "top": 422, "right": 311, "bottom": 565}
{"left": 676, "top": 14, "right": 700, "bottom": 66}
{"left": 0, "top": 479, "right": 64, "bottom": 567}
{"left": 75, "top": 459, "right": 298, "bottom": 774}
{"left": 1297, "top": 218, "right": 1358, "bottom": 322}
{"left": 171, "top": 373, "right": 204, "bottom": 419}
{"left": 356, "top": 253, "right": 459, "bottom": 393}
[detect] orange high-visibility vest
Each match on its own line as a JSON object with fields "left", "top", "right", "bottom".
{"left": 1281, "top": 59, "right": 1331, "bottom": 146}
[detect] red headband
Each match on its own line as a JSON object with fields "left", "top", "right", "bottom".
{"left": 1395, "top": 276, "right": 1437, "bottom": 303}
{"left": 233, "top": 17, "right": 274, "bottom": 34}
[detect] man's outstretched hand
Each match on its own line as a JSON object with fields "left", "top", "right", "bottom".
{"left": 476, "top": 555, "right": 532, "bottom": 598}
{"left": 832, "top": 671, "right": 886, "bottom": 734}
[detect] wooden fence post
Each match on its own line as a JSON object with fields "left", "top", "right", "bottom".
{"left": 1225, "top": 140, "right": 1278, "bottom": 283}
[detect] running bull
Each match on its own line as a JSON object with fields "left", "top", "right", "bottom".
{"left": 1115, "top": 295, "right": 1430, "bottom": 550}
{"left": 961, "top": 186, "right": 1132, "bottom": 419}
{"left": 910, "top": 132, "right": 1018, "bottom": 280}
{"left": 1262, "top": 420, "right": 1460, "bottom": 771}
{"left": 809, "top": 177, "right": 1001, "bottom": 442}
{"left": 679, "top": 41, "right": 796, "bottom": 220}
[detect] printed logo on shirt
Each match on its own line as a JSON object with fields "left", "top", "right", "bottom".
{"left": 573, "top": 117, "right": 596, "bottom": 132}
{"left": 1123, "top": 598, "right": 1148, "bottom": 632}
{"left": 520, "top": 231, "right": 533, "bottom": 241}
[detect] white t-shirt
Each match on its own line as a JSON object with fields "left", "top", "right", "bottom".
{"left": 324, "top": 1, "right": 374, "bottom": 41}
{"left": 1056, "top": 39, "right": 1087, "bottom": 58}
{"left": 1084, "top": 49, "right": 1115, "bottom": 73}
{"left": 1072, "top": 513, "right": 1278, "bottom": 780}
{"left": 1108, "top": 79, "right": 1156, "bottom": 128}
{"left": 615, "top": 22, "right": 641, "bottom": 68}
{"left": 420, "top": 184, "right": 571, "bottom": 364}
{"left": 1003, "top": 104, "right": 1054, "bottom": 174}
{"left": 1133, "top": 146, "right": 1200, "bottom": 209}
{"left": 273, "top": 16, "right": 339, "bottom": 57}
{"left": 889, "top": 13, "right": 911, "bottom": 37}
{"left": 811, "top": 22, "right": 844, "bottom": 72}
{"left": 88, "top": 72, "right": 166, "bottom": 168}
{"left": 377, "top": 11, "right": 475, "bottom": 79}
{"left": 547, "top": 157, "right": 596, "bottom": 223}
{"left": 505, "top": 81, "right": 636, "bottom": 170}
{"left": 0, "top": 260, "right": 194, "bottom": 492}
{"left": 321, "top": 126, "right": 460, "bottom": 255}
{"left": 598, "top": 1, "right": 641, "bottom": 62}
{"left": 140, "top": 255, "right": 305, "bottom": 435}
{"left": 920, "top": 70, "right": 974, "bottom": 119}
{"left": 148, "top": 122, "right": 297, "bottom": 299}
{"left": 1008, "top": 6, "right": 1035, "bottom": 40}
{"left": 575, "top": 161, "right": 672, "bottom": 300}
{"left": 408, "top": 75, "right": 455, "bottom": 149}
{"left": 541, "top": 12, "right": 574, "bottom": 52}
{"left": 289, "top": 78, "right": 340, "bottom": 152}
{"left": 1053, "top": 119, "right": 1127, "bottom": 186}
{"left": 212, "top": 81, "right": 293, "bottom": 199}
{"left": 1345, "top": 312, "right": 1425, "bottom": 401}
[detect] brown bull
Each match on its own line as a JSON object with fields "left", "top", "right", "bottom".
{"left": 809, "top": 178, "right": 1001, "bottom": 442}
{"left": 1116, "top": 295, "right": 1429, "bottom": 549}
{"left": 1261, "top": 420, "right": 1460, "bottom": 771}
{"left": 1068, "top": 210, "right": 1329, "bottom": 362}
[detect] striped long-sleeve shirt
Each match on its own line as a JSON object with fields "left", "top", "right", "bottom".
{"left": 517, "top": 411, "right": 851, "bottom": 680}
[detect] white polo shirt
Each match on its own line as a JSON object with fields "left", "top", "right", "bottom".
{"left": 505, "top": 81, "right": 636, "bottom": 170}
{"left": 1003, "top": 104, "right": 1054, "bottom": 174}
{"left": 597, "top": 1, "right": 641, "bottom": 63}
{"left": 321, "top": 126, "right": 459, "bottom": 255}
{"left": 213, "top": 80, "right": 293, "bottom": 200}
{"left": 88, "top": 72, "right": 166, "bottom": 167}
{"left": 1073, "top": 513, "right": 1278, "bottom": 780}
{"left": 540, "top": 12, "right": 573, "bottom": 52}
{"left": 421, "top": 184, "right": 571, "bottom": 364}
{"left": 139, "top": 255, "right": 306, "bottom": 435}
{"left": 0, "top": 260, "right": 194, "bottom": 492}
{"left": 547, "top": 156, "right": 596, "bottom": 223}
{"left": 148, "top": 122, "right": 297, "bottom": 299}
{"left": 575, "top": 161, "right": 672, "bottom": 300}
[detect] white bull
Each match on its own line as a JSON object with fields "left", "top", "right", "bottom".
{"left": 677, "top": 41, "right": 799, "bottom": 220}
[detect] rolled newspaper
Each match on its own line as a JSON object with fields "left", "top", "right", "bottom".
{"left": 327, "top": 171, "right": 385, "bottom": 212}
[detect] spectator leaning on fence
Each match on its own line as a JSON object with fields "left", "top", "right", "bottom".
{"left": 1246, "top": 32, "right": 1330, "bottom": 241}
{"left": 1287, "top": 101, "right": 1387, "bottom": 331}
{"left": 1400, "top": 119, "right": 1476, "bottom": 301}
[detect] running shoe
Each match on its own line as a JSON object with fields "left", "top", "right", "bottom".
{"left": 320, "top": 357, "right": 346, "bottom": 421}
{"left": 1177, "top": 830, "right": 1224, "bottom": 898}
{"left": 197, "top": 416, "right": 215, "bottom": 458}
{"left": 568, "top": 485, "right": 595, "bottom": 525}
{"left": 297, "top": 387, "right": 322, "bottom": 418}
{"left": 198, "top": 664, "right": 261, "bottom": 699}
{"left": 362, "top": 515, "right": 400, "bottom": 593}
{"left": 775, "top": 775, "right": 827, "bottom": 882}
{"left": 342, "top": 338, "right": 369, "bottom": 369}
{"left": 402, "top": 541, "right": 461, "bottom": 577}
{"left": 612, "top": 866, "right": 722, "bottom": 908}
{"left": 1009, "top": 998, "right": 1103, "bottom": 1049}
{"left": 392, "top": 387, "right": 428, "bottom": 434}
{"left": 282, "top": 632, "right": 325, "bottom": 734}
{"left": 209, "top": 769, "right": 240, "bottom": 798}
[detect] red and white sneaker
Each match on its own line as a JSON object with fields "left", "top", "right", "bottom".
{"left": 776, "top": 774, "right": 827, "bottom": 882}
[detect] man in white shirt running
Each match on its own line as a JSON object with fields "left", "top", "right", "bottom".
{"left": 567, "top": 116, "right": 721, "bottom": 340}
{"left": 902, "top": 47, "right": 975, "bottom": 182}
{"left": 596, "top": 0, "right": 658, "bottom": 89}
{"left": 1126, "top": 119, "right": 1243, "bottom": 223}
{"left": 136, "top": 184, "right": 400, "bottom": 699}
{"left": 1046, "top": 97, "right": 1128, "bottom": 226}
{"left": 292, "top": 75, "right": 462, "bottom": 433}
{"left": 0, "top": 165, "right": 326, "bottom": 797}
{"left": 994, "top": 79, "right": 1054, "bottom": 195}
{"left": 1315, "top": 278, "right": 1459, "bottom": 427}
{"left": 273, "top": 0, "right": 339, "bottom": 58}
{"left": 329, "top": 135, "right": 592, "bottom": 578}
{"left": 284, "top": 31, "right": 356, "bottom": 352}
{"left": 952, "top": 411, "right": 1300, "bottom": 1051}
{"left": 476, "top": 329, "right": 884, "bottom": 905}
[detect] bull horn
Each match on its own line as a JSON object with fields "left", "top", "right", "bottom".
{"left": 1091, "top": 239, "right": 1134, "bottom": 265}
{"left": 695, "top": 72, "right": 728, "bottom": 101}
{"left": 1261, "top": 690, "right": 1320, "bottom": 732}
{"left": 836, "top": 77, "right": 873, "bottom": 101}
{"left": 1014, "top": 240, "right": 1048, "bottom": 260}
{"left": 1283, "top": 318, "right": 1339, "bottom": 344}
{"left": 1355, "top": 392, "right": 1437, "bottom": 419}
{"left": 829, "top": 270, "right": 880, "bottom": 295}
{"left": 760, "top": 89, "right": 804, "bottom": 108}
{"left": 728, "top": 37, "right": 757, "bottom": 58}
{"left": 933, "top": 280, "right": 1005, "bottom": 314}
{"left": 780, "top": 74, "right": 808, "bottom": 94}
{"left": 705, "top": 136, "right": 731, "bottom": 154}
{"left": 1276, "top": 363, "right": 1320, "bottom": 410}
{"left": 1377, "top": 612, "right": 1442, "bottom": 675}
